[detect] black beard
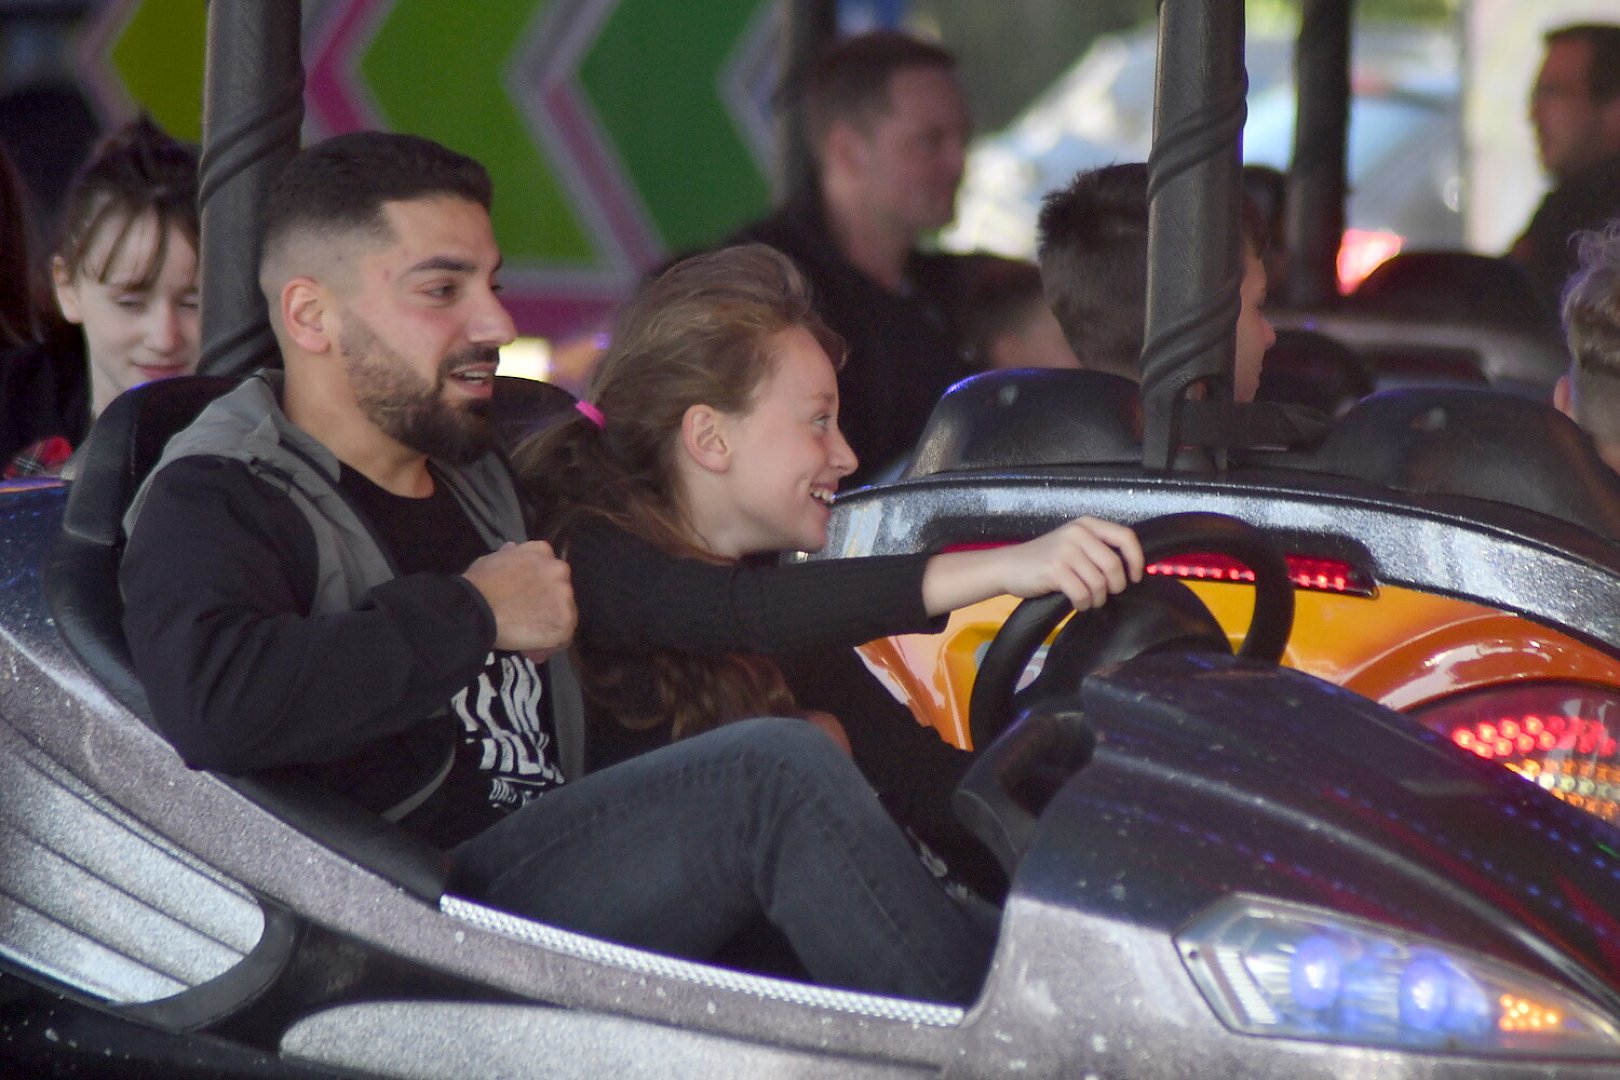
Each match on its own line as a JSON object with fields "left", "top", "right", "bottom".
{"left": 341, "top": 319, "right": 498, "bottom": 465}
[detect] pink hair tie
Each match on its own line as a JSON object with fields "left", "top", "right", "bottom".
{"left": 575, "top": 400, "right": 606, "bottom": 428}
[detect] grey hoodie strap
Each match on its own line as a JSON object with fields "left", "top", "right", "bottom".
{"left": 545, "top": 652, "right": 586, "bottom": 783}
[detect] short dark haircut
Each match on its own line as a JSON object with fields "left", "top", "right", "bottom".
{"left": 1547, "top": 24, "right": 1620, "bottom": 103}
{"left": 1035, "top": 163, "right": 1150, "bottom": 378}
{"left": 260, "top": 130, "right": 492, "bottom": 272}
{"left": 804, "top": 31, "right": 956, "bottom": 156}
{"left": 1036, "top": 162, "right": 1268, "bottom": 379}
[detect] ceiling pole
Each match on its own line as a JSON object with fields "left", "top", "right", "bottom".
{"left": 1285, "top": 0, "right": 1352, "bottom": 309}
{"left": 1140, "top": 0, "right": 1247, "bottom": 470}
{"left": 776, "top": 0, "right": 840, "bottom": 206}
{"left": 196, "top": 2, "right": 304, "bottom": 377}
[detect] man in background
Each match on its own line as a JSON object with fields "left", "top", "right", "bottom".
{"left": 1509, "top": 24, "right": 1620, "bottom": 314}
{"left": 730, "top": 31, "right": 977, "bottom": 484}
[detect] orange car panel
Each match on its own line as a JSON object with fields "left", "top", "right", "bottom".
{"left": 858, "top": 582, "right": 1620, "bottom": 750}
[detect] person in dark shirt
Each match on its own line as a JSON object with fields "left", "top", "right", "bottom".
{"left": 728, "top": 31, "right": 978, "bottom": 485}
{"left": 513, "top": 242, "right": 1143, "bottom": 901}
{"left": 121, "top": 132, "right": 994, "bottom": 1005}
{"left": 1509, "top": 24, "right": 1620, "bottom": 315}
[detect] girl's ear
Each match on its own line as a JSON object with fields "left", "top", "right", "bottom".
{"left": 51, "top": 256, "right": 84, "bottom": 325}
{"left": 681, "top": 403, "right": 732, "bottom": 473}
{"left": 1554, "top": 373, "right": 1576, "bottom": 420}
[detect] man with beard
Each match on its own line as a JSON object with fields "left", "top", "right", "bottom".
{"left": 118, "top": 132, "right": 993, "bottom": 1004}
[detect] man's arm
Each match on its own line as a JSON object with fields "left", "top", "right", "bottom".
{"left": 121, "top": 456, "right": 497, "bottom": 773}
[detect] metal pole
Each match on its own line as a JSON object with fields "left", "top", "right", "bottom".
{"left": 197, "top": 1, "right": 304, "bottom": 378}
{"left": 1140, "top": 0, "right": 1247, "bottom": 470}
{"left": 776, "top": 0, "right": 839, "bottom": 206}
{"left": 1285, "top": 0, "right": 1351, "bottom": 308}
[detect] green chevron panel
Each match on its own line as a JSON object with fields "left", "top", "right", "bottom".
{"left": 580, "top": 0, "right": 773, "bottom": 252}
{"left": 110, "top": 2, "right": 207, "bottom": 143}
{"left": 361, "top": 0, "right": 596, "bottom": 265}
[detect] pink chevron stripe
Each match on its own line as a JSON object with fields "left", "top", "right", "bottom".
{"left": 306, "top": 0, "right": 390, "bottom": 135}
{"left": 542, "top": 80, "right": 659, "bottom": 271}
{"left": 74, "top": 0, "right": 138, "bottom": 127}
{"left": 503, "top": 293, "right": 615, "bottom": 338}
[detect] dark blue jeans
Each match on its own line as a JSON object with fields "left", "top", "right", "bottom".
{"left": 450, "top": 717, "right": 993, "bottom": 1004}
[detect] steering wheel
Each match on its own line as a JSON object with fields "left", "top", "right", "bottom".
{"left": 967, "top": 511, "right": 1294, "bottom": 750}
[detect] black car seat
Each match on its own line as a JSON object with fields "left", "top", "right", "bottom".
{"left": 1333, "top": 251, "right": 1566, "bottom": 395}
{"left": 1296, "top": 386, "right": 1620, "bottom": 539}
{"left": 899, "top": 367, "right": 1329, "bottom": 480}
{"left": 901, "top": 368, "right": 1145, "bottom": 479}
{"left": 1346, "top": 250, "right": 1558, "bottom": 332}
{"left": 43, "top": 373, "right": 579, "bottom": 902}
{"left": 1256, "top": 328, "right": 1374, "bottom": 417}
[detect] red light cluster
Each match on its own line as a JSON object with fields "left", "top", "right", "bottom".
{"left": 1450, "top": 714, "right": 1619, "bottom": 762}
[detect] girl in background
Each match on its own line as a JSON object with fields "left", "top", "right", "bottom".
{"left": 2, "top": 116, "right": 199, "bottom": 477}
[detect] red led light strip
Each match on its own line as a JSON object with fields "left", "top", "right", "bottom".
{"left": 1145, "top": 553, "right": 1373, "bottom": 596}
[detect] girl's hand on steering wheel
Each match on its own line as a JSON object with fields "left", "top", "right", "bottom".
{"left": 921, "top": 517, "right": 1143, "bottom": 615}
{"left": 995, "top": 517, "right": 1144, "bottom": 611}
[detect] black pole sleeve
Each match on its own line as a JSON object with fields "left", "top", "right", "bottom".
{"left": 776, "top": 0, "right": 839, "bottom": 207}
{"left": 1285, "top": 0, "right": 1351, "bottom": 309}
{"left": 197, "top": 2, "right": 304, "bottom": 378}
{"left": 1140, "top": 0, "right": 1247, "bottom": 471}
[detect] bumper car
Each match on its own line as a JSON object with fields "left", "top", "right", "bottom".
{"left": 7, "top": 2, "right": 1619, "bottom": 1077}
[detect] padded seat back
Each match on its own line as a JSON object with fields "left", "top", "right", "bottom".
{"left": 51, "top": 375, "right": 238, "bottom": 716}
{"left": 902, "top": 368, "right": 1144, "bottom": 479}
{"left": 492, "top": 373, "right": 580, "bottom": 450}
{"left": 1303, "top": 387, "right": 1620, "bottom": 539}
{"left": 1345, "top": 251, "right": 1559, "bottom": 333}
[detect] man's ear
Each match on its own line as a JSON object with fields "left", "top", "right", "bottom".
{"left": 281, "top": 278, "right": 332, "bottom": 354}
{"left": 1599, "top": 94, "right": 1620, "bottom": 153}
{"left": 51, "top": 256, "right": 83, "bottom": 325}
{"left": 824, "top": 121, "right": 869, "bottom": 181}
{"left": 680, "top": 403, "right": 732, "bottom": 473}
{"left": 1555, "top": 372, "right": 1577, "bottom": 420}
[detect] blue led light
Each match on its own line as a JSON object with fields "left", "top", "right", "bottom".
{"left": 1399, "top": 955, "right": 1454, "bottom": 1031}
{"left": 1290, "top": 934, "right": 1343, "bottom": 1010}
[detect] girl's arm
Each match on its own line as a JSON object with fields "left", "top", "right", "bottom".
{"left": 568, "top": 519, "right": 941, "bottom": 656}
{"left": 920, "top": 517, "right": 1143, "bottom": 616}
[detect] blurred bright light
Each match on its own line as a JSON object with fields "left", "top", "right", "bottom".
{"left": 498, "top": 337, "right": 552, "bottom": 382}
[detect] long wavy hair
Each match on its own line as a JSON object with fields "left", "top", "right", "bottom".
{"left": 513, "top": 244, "right": 845, "bottom": 741}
